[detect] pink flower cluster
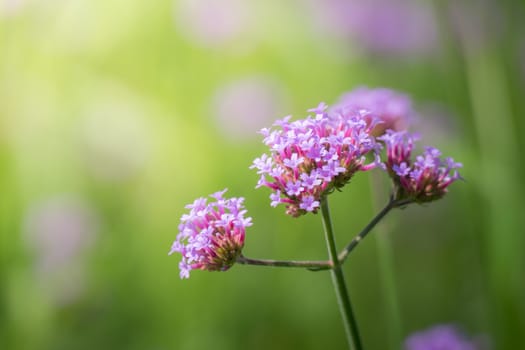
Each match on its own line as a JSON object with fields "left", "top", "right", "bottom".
{"left": 380, "top": 130, "right": 462, "bottom": 203}
{"left": 169, "top": 189, "right": 252, "bottom": 278}
{"left": 251, "top": 104, "right": 381, "bottom": 217}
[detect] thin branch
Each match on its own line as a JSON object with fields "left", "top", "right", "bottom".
{"left": 338, "top": 197, "right": 413, "bottom": 264}
{"left": 236, "top": 255, "right": 332, "bottom": 271}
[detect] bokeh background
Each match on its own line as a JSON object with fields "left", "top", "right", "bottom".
{"left": 1, "top": 0, "right": 524, "bottom": 349}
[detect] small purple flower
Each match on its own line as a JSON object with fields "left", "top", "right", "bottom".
{"left": 379, "top": 130, "right": 462, "bottom": 203}
{"left": 283, "top": 153, "right": 305, "bottom": 170}
{"left": 285, "top": 181, "right": 304, "bottom": 197}
{"left": 251, "top": 105, "right": 380, "bottom": 217}
{"left": 169, "top": 189, "right": 252, "bottom": 279}
{"left": 405, "top": 324, "right": 482, "bottom": 350}
{"left": 300, "top": 171, "right": 322, "bottom": 189}
{"left": 393, "top": 162, "right": 411, "bottom": 177}
{"left": 270, "top": 191, "right": 282, "bottom": 207}
{"left": 299, "top": 195, "right": 320, "bottom": 212}
{"left": 332, "top": 86, "right": 415, "bottom": 136}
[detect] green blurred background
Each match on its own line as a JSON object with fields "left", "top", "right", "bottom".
{"left": 1, "top": 0, "right": 524, "bottom": 349}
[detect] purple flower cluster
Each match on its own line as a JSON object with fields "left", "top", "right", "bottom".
{"left": 169, "top": 189, "right": 252, "bottom": 279}
{"left": 251, "top": 104, "right": 380, "bottom": 217}
{"left": 405, "top": 324, "right": 481, "bottom": 350}
{"left": 332, "top": 86, "right": 415, "bottom": 136}
{"left": 380, "top": 130, "right": 462, "bottom": 203}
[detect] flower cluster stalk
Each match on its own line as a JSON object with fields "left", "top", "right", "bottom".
{"left": 237, "top": 255, "right": 332, "bottom": 270}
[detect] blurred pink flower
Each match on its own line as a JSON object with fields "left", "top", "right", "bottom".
{"left": 405, "top": 324, "right": 489, "bottom": 350}
{"left": 173, "top": 0, "right": 252, "bottom": 48}
{"left": 0, "top": 0, "right": 25, "bottom": 17}
{"left": 305, "top": 0, "right": 439, "bottom": 57}
{"left": 23, "top": 195, "right": 99, "bottom": 304}
{"left": 212, "top": 76, "right": 288, "bottom": 141}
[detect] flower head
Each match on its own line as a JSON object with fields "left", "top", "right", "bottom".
{"left": 251, "top": 105, "right": 380, "bottom": 217}
{"left": 169, "top": 189, "right": 252, "bottom": 279}
{"left": 380, "top": 130, "right": 462, "bottom": 203}
{"left": 404, "top": 324, "right": 482, "bottom": 350}
{"left": 332, "top": 87, "right": 415, "bottom": 136}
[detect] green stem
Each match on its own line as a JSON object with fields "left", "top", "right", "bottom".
{"left": 320, "top": 197, "right": 362, "bottom": 350}
{"left": 338, "top": 197, "right": 408, "bottom": 264}
{"left": 237, "top": 255, "right": 332, "bottom": 271}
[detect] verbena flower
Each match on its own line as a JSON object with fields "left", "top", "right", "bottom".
{"left": 251, "top": 104, "right": 381, "bottom": 217}
{"left": 404, "top": 324, "right": 481, "bottom": 350}
{"left": 380, "top": 130, "right": 462, "bottom": 203}
{"left": 169, "top": 189, "right": 252, "bottom": 279}
{"left": 332, "top": 86, "right": 415, "bottom": 136}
